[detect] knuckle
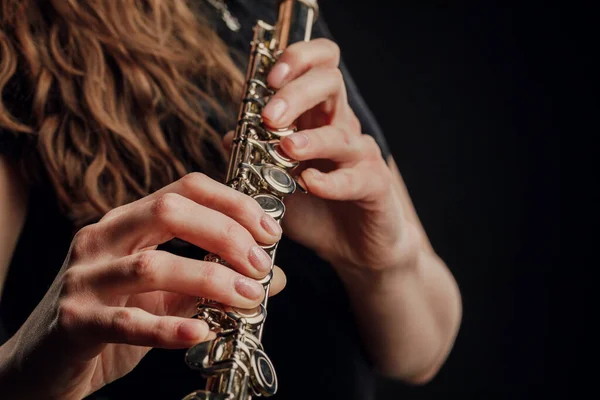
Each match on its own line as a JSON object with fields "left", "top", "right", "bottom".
{"left": 130, "top": 251, "right": 160, "bottom": 282}
{"left": 227, "top": 194, "right": 257, "bottom": 217}
{"left": 70, "top": 225, "right": 98, "bottom": 261}
{"left": 317, "top": 38, "right": 341, "bottom": 61}
{"left": 362, "top": 133, "right": 379, "bottom": 150}
{"left": 101, "top": 207, "right": 119, "bottom": 221}
{"left": 60, "top": 267, "right": 85, "bottom": 297}
{"left": 111, "top": 308, "right": 134, "bottom": 333}
{"left": 282, "top": 38, "right": 341, "bottom": 68}
{"left": 362, "top": 133, "right": 377, "bottom": 145}
{"left": 221, "top": 221, "right": 248, "bottom": 247}
{"left": 180, "top": 172, "right": 208, "bottom": 193}
{"left": 283, "top": 49, "right": 307, "bottom": 69}
{"left": 56, "top": 299, "right": 81, "bottom": 332}
{"left": 200, "top": 262, "right": 219, "bottom": 285}
{"left": 151, "top": 193, "right": 181, "bottom": 220}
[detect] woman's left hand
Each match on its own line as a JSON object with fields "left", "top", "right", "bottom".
{"left": 226, "top": 38, "right": 422, "bottom": 278}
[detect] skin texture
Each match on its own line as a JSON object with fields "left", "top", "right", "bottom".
{"left": 0, "top": 38, "right": 462, "bottom": 398}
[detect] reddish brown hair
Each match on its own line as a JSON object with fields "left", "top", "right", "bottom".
{"left": 0, "top": 0, "right": 244, "bottom": 226}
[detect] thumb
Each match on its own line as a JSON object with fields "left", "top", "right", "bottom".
{"left": 222, "top": 130, "right": 234, "bottom": 152}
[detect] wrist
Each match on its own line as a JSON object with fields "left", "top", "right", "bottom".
{"left": 0, "top": 327, "right": 78, "bottom": 400}
{"left": 333, "top": 217, "right": 425, "bottom": 290}
{"left": 334, "top": 246, "right": 423, "bottom": 298}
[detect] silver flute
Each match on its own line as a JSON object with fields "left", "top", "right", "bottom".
{"left": 182, "top": 1, "right": 318, "bottom": 399}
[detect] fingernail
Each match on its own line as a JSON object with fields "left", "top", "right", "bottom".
{"left": 261, "top": 214, "right": 282, "bottom": 237}
{"left": 269, "top": 62, "right": 290, "bottom": 87}
{"left": 263, "top": 98, "right": 287, "bottom": 123}
{"left": 234, "top": 276, "right": 264, "bottom": 300}
{"left": 249, "top": 246, "right": 273, "bottom": 272}
{"left": 178, "top": 320, "right": 207, "bottom": 340}
{"left": 288, "top": 133, "right": 308, "bottom": 149}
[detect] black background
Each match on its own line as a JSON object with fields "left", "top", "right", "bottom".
{"left": 320, "top": 1, "right": 566, "bottom": 398}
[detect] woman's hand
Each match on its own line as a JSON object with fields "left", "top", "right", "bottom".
{"left": 225, "top": 38, "right": 422, "bottom": 279}
{"left": 3, "top": 173, "right": 286, "bottom": 399}
{"left": 222, "top": 39, "right": 461, "bottom": 383}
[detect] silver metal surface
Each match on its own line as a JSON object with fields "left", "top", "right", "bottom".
{"left": 247, "top": 138, "right": 299, "bottom": 169}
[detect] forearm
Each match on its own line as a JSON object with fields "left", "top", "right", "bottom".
{"left": 0, "top": 334, "right": 21, "bottom": 397}
{"left": 338, "top": 246, "right": 462, "bottom": 384}
{"left": 0, "top": 313, "right": 90, "bottom": 399}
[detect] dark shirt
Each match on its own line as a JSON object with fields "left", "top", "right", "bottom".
{"left": 0, "top": 1, "right": 391, "bottom": 399}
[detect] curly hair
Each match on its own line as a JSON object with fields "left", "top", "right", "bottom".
{"left": 0, "top": 0, "right": 244, "bottom": 227}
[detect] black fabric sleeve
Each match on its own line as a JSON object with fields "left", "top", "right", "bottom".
{"left": 309, "top": 14, "right": 392, "bottom": 160}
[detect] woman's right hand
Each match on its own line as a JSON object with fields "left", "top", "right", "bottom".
{"left": 2, "top": 172, "right": 285, "bottom": 399}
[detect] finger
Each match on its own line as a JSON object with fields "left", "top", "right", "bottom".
{"left": 268, "top": 265, "right": 286, "bottom": 297}
{"left": 262, "top": 67, "right": 347, "bottom": 129}
{"left": 101, "top": 193, "right": 274, "bottom": 279}
{"left": 299, "top": 165, "right": 390, "bottom": 203}
{"left": 267, "top": 38, "right": 340, "bottom": 89}
{"left": 83, "top": 250, "right": 266, "bottom": 309}
{"left": 101, "top": 173, "right": 282, "bottom": 249}
{"left": 82, "top": 305, "right": 211, "bottom": 349}
{"left": 222, "top": 130, "right": 234, "bottom": 152}
{"left": 279, "top": 128, "right": 382, "bottom": 165}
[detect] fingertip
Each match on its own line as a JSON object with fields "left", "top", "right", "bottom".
{"left": 268, "top": 265, "right": 287, "bottom": 297}
{"left": 222, "top": 130, "right": 234, "bottom": 151}
{"left": 260, "top": 214, "right": 283, "bottom": 240}
{"left": 267, "top": 62, "right": 291, "bottom": 89}
{"left": 278, "top": 135, "right": 297, "bottom": 157}
{"left": 177, "top": 319, "right": 209, "bottom": 342}
{"left": 234, "top": 275, "right": 266, "bottom": 305}
{"left": 262, "top": 98, "right": 288, "bottom": 128}
{"left": 301, "top": 168, "right": 324, "bottom": 190}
